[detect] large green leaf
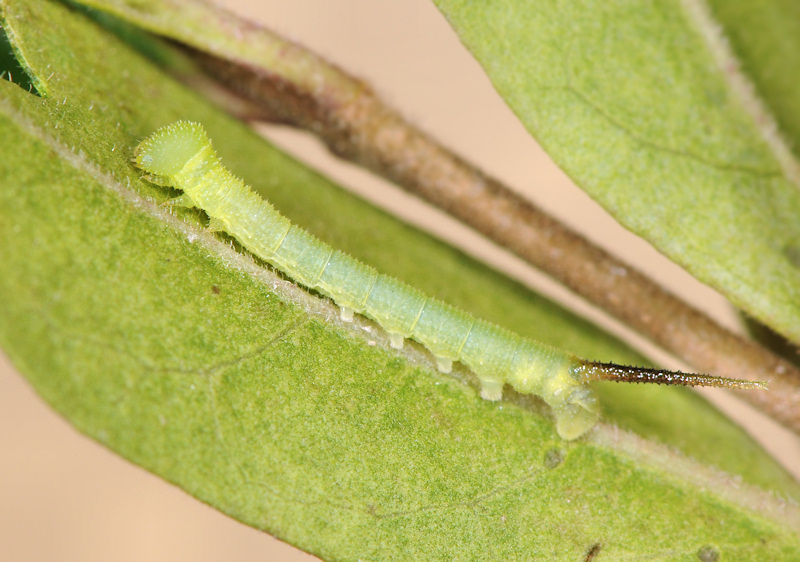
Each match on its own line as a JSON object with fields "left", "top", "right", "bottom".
{"left": 433, "top": 0, "right": 800, "bottom": 345}
{"left": 1, "top": 0, "right": 799, "bottom": 558}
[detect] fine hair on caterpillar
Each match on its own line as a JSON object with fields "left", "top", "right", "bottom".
{"left": 133, "top": 121, "right": 767, "bottom": 440}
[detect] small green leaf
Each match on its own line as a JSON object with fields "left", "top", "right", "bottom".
{"left": 1, "top": 0, "right": 799, "bottom": 558}
{"left": 433, "top": 0, "right": 800, "bottom": 345}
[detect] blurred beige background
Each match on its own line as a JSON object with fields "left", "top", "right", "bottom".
{"left": 3, "top": 1, "right": 799, "bottom": 560}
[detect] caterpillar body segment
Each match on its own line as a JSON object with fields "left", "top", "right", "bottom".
{"left": 134, "top": 121, "right": 765, "bottom": 441}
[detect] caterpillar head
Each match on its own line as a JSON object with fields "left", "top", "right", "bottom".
{"left": 134, "top": 121, "right": 210, "bottom": 178}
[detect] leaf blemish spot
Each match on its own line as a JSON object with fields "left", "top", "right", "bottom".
{"left": 544, "top": 448, "right": 565, "bottom": 469}
{"left": 697, "top": 545, "right": 720, "bottom": 562}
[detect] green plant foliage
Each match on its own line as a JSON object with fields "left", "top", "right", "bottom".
{"left": 1, "top": 0, "right": 799, "bottom": 558}
{"left": 433, "top": 0, "right": 800, "bottom": 345}
{"left": 707, "top": 1, "right": 800, "bottom": 150}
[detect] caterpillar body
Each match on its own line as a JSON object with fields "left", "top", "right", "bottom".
{"left": 134, "top": 121, "right": 765, "bottom": 440}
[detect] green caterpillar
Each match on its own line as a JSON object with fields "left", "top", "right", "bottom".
{"left": 134, "top": 121, "right": 764, "bottom": 440}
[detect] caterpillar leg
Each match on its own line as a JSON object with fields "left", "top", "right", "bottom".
{"left": 139, "top": 172, "right": 172, "bottom": 187}
{"left": 551, "top": 387, "right": 599, "bottom": 440}
{"left": 163, "top": 193, "right": 196, "bottom": 209}
{"left": 435, "top": 357, "right": 453, "bottom": 374}
{"left": 478, "top": 378, "right": 504, "bottom": 401}
{"left": 339, "top": 306, "right": 354, "bottom": 322}
{"left": 389, "top": 333, "right": 404, "bottom": 349}
{"left": 207, "top": 216, "right": 227, "bottom": 232}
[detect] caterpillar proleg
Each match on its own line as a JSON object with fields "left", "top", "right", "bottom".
{"left": 134, "top": 121, "right": 766, "bottom": 440}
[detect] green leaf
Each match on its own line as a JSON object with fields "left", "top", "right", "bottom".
{"left": 432, "top": 0, "right": 800, "bottom": 345}
{"left": 707, "top": 1, "right": 800, "bottom": 154}
{"left": 1, "top": 0, "right": 799, "bottom": 558}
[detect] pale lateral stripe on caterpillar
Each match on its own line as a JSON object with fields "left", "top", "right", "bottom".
{"left": 133, "top": 121, "right": 766, "bottom": 440}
